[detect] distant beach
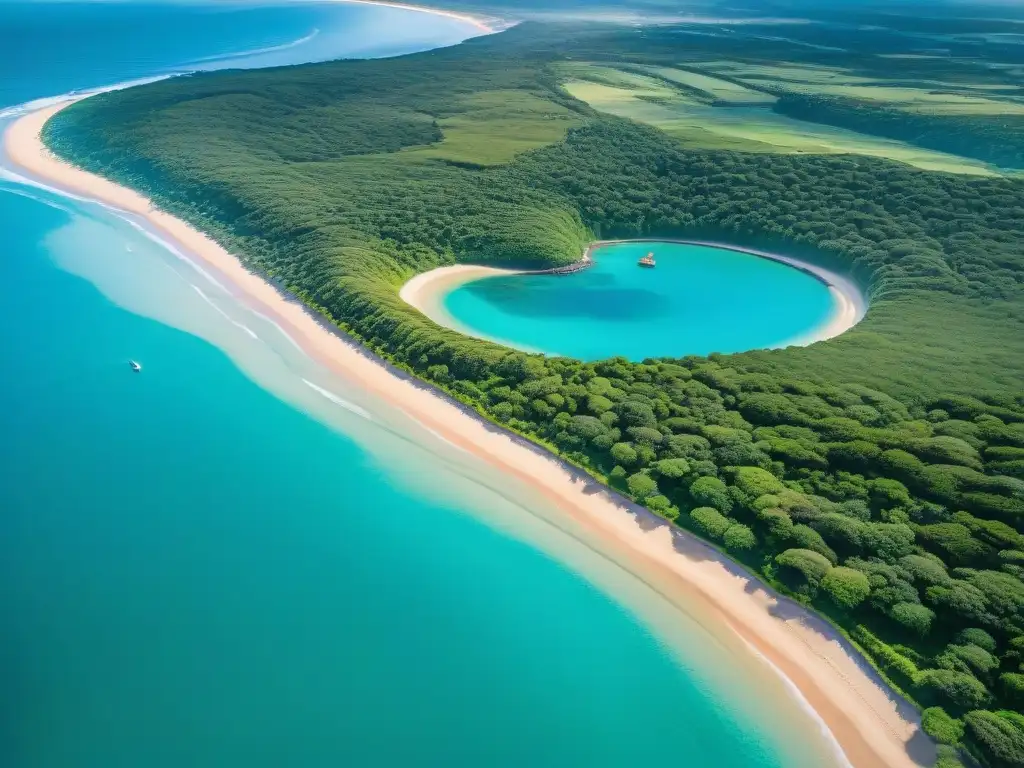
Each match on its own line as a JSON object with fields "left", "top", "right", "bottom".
{"left": 7, "top": 98, "right": 926, "bottom": 768}
{"left": 334, "top": 0, "right": 500, "bottom": 31}
{"left": 401, "top": 240, "right": 868, "bottom": 355}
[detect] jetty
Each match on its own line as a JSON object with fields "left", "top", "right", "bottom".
{"left": 525, "top": 253, "right": 593, "bottom": 276}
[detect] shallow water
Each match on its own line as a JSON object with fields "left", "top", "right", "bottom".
{"left": 0, "top": 5, "right": 841, "bottom": 767}
{"left": 443, "top": 241, "right": 837, "bottom": 360}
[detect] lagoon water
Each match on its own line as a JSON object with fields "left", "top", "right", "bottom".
{"left": 443, "top": 241, "right": 837, "bottom": 360}
{"left": 0, "top": 4, "right": 839, "bottom": 767}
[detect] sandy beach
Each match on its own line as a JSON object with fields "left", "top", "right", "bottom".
{"left": 6, "top": 100, "right": 928, "bottom": 768}
{"left": 400, "top": 263, "right": 524, "bottom": 337}
{"left": 334, "top": 0, "right": 498, "bottom": 32}
{"left": 400, "top": 241, "right": 868, "bottom": 352}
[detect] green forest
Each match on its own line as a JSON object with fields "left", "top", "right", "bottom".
{"left": 44, "top": 18, "right": 1024, "bottom": 768}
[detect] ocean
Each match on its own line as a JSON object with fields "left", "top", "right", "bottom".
{"left": 441, "top": 241, "right": 838, "bottom": 361}
{"left": 0, "top": 4, "right": 839, "bottom": 767}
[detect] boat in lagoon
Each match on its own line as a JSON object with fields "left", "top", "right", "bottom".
{"left": 0, "top": 7, "right": 856, "bottom": 767}
{"left": 441, "top": 240, "right": 838, "bottom": 361}
{"left": 128, "top": 360, "right": 142, "bottom": 372}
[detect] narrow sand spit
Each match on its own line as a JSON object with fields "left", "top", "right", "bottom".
{"left": 5, "top": 100, "right": 927, "bottom": 768}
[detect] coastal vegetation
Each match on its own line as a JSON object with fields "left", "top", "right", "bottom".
{"left": 43, "top": 15, "right": 1024, "bottom": 767}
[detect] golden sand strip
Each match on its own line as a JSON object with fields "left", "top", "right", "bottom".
{"left": 5, "top": 100, "right": 928, "bottom": 768}
{"left": 331, "top": 0, "right": 499, "bottom": 32}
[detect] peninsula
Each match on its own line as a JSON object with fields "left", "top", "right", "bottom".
{"left": 7, "top": 96, "right": 919, "bottom": 768}
{"left": 18, "top": 16, "right": 1024, "bottom": 768}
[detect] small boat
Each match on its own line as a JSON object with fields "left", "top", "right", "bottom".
{"left": 638, "top": 252, "right": 656, "bottom": 268}
{"left": 128, "top": 360, "right": 142, "bottom": 372}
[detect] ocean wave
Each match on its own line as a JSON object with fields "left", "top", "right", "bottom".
{"left": 735, "top": 636, "right": 855, "bottom": 768}
{"left": 0, "top": 166, "right": 94, "bottom": 204}
{"left": 0, "top": 181, "right": 76, "bottom": 215}
{"left": 191, "top": 285, "right": 260, "bottom": 340}
{"left": 1, "top": 165, "right": 234, "bottom": 298}
{"left": 251, "top": 310, "right": 307, "bottom": 355}
{"left": 119, "top": 219, "right": 229, "bottom": 293}
{"left": 187, "top": 28, "right": 320, "bottom": 65}
{"left": 0, "top": 75, "right": 176, "bottom": 121}
{"left": 420, "top": 424, "right": 469, "bottom": 454}
{"left": 301, "top": 379, "right": 372, "bottom": 420}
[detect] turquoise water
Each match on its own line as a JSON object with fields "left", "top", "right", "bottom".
{"left": 0, "top": 5, "right": 839, "bottom": 768}
{"left": 443, "top": 241, "right": 838, "bottom": 360}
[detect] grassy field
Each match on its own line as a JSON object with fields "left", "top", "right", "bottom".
{"left": 633, "top": 65, "right": 777, "bottom": 104}
{"left": 558, "top": 62, "right": 1003, "bottom": 174}
{"left": 399, "top": 90, "right": 584, "bottom": 166}
{"left": 703, "top": 61, "right": 1024, "bottom": 115}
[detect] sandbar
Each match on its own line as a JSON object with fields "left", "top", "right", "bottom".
{"left": 5, "top": 98, "right": 928, "bottom": 768}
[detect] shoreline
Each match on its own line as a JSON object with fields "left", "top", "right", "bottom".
{"left": 331, "top": 0, "right": 500, "bottom": 32}
{"left": 400, "top": 240, "right": 868, "bottom": 355}
{"left": 5, "top": 99, "right": 928, "bottom": 768}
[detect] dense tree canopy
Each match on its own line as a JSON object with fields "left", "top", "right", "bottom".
{"left": 43, "top": 18, "right": 1024, "bottom": 766}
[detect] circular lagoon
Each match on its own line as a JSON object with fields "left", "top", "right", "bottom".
{"left": 420, "top": 241, "right": 862, "bottom": 361}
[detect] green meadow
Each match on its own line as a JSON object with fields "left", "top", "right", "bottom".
{"left": 559, "top": 63, "right": 1002, "bottom": 174}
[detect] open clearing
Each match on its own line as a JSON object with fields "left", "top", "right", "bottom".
{"left": 633, "top": 66, "right": 777, "bottom": 104}
{"left": 700, "top": 60, "right": 1024, "bottom": 114}
{"left": 560, "top": 65, "right": 1002, "bottom": 175}
{"left": 399, "top": 90, "right": 583, "bottom": 166}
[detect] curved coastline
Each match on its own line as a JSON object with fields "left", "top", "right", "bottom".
{"left": 400, "top": 240, "right": 868, "bottom": 355}
{"left": 332, "top": 0, "right": 500, "bottom": 32}
{"left": 5, "top": 98, "right": 928, "bottom": 768}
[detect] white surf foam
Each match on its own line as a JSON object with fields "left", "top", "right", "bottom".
{"left": 0, "top": 75, "right": 177, "bottom": 121}
{"left": 301, "top": 379, "right": 372, "bottom": 420}
{"left": 735, "top": 635, "right": 856, "bottom": 768}
{"left": 251, "top": 310, "right": 308, "bottom": 354}
{"left": 191, "top": 285, "right": 260, "bottom": 340}
{"left": 0, "top": 166, "right": 94, "bottom": 204}
{"left": 421, "top": 424, "right": 470, "bottom": 454}
{"left": 188, "top": 28, "right": 321, "bottom": 64}
{"left": 121, "top": 219, "right": 228, "bottom": 293}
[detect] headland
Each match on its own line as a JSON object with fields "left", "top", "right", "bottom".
{"left": 5, "top": 97, "right": 927, "bottom": 768}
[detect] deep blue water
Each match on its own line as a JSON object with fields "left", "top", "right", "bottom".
{"left": 0, "top": 4, "right": 838, "bottom": 767}
{"left": 443, "top": 241, "right": 838, "bottom": 360}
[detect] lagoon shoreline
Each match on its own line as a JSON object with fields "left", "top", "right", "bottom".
{"left": 6, "top": 98, "right": 927, "bottom": 768}
{"left": 400, "top": 239, "right": 868, "bottom": 356}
